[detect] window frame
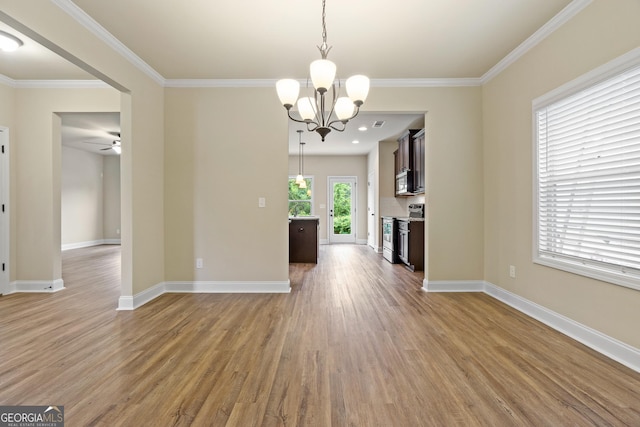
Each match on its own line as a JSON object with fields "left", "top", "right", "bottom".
{"left": 288, "top": 175, "right": 314, "bottom": 217}
{"left": 532, "top": 48, "right": 640, "bottom": 291}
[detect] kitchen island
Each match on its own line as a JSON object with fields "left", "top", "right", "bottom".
{"left": 289, "top": 216, "right": 319, "bottom": 263}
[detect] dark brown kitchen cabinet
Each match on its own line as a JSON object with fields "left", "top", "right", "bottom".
{"left": 412, "top": 129, "right": 425, "bottom": 194}
{"left": 397, "top": 219, "right": 424, "bottom": 271}
{"left": 289, "top": 218, "right": 319, "bottom": 263}
{"left": 397, "top": 129, "right": 420, "bottom": 174}
{"left": 395, "top": 129, "right": 421, "bottom": 196}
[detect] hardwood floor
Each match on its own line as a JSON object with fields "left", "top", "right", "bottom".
{"left": 1, "top": 244, "right": 639, "bottom": 426}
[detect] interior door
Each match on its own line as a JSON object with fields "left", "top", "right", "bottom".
{"left": 0, "top": 127, "right": 9, "bottom": 295}
{"left": 367, "top": 172, "right": 376, "bottom": 249}
{"left": 328, "top": 177, "right": 356, "bottom": 244}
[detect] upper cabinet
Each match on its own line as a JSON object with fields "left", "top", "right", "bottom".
{"left": 412, "top": 129, "right": 425, "bottom": 194}
{"left": 395, "top": 128, "right": 424, "bottom": 196}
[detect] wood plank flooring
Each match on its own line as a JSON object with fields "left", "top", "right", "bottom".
{"left": 1, "top": 244, "right": 639, "bottom": 426}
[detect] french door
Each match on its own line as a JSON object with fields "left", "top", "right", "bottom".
{"left": 328, "top": 177, "right": 356, "bottom": 244}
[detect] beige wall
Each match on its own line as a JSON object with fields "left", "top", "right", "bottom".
{"left": 288, "top": 155, "right": 368, "bottom": 242}
{"left": 365, "top": 87, "right": 484, "bottom": 282}
{"left": 164, "top": 88, "right": 289, "bottom": 283}
{"left": 1, "top": 1, "right": 165, "bottom": 295}
{"left": 483, "top": 0, "right": 640, "bottom": 348}
{"left": 11, "top": 88, "right": 119, "bottom": 281}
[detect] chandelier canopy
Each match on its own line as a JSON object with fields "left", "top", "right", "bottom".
{"left": 276, "top": 0, "right": 370, "bottom": 141}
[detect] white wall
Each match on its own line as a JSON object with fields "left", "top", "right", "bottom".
{"left": 61, "top": 146, "right": 104, "bottom": 246}
{"left": 103, "top": 155, "right": 121, "bottom": 240}
{"left": 61, "top": 146, "right": 121, "bottom": 248}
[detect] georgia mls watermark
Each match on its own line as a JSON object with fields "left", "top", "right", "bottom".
{"left": 0, "top": 406, "right": 64, "bottom": 427}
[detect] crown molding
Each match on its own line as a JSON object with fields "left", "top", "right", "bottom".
{"left": 481, "top": 0, "right": 593, "bottom": 84}
{"left": 16, "top": 80, "right": 110, "bottom": 89}
{"left": 0, "top": 74, "right": 15, "bottom": 87}
{"left": 0, "top": 74, "right": 110, "bottom": 89}
{"left": 164, "top": 78, "right": 482, "bottom": 88}
{"left": 51, "top": 0, "right": 165, "bottom": 86}
{"left": 24, "top": 0, "right": 592, "bottom": 89}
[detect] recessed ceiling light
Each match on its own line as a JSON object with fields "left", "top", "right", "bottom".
{"left": 358, "top": 126, "right": 367, "bottom": 131}
{"left": 352, "top": 140, "right": 360, "bottom": 144}
{"left": 0, "top": 30, "right": 23, "bottom": 52}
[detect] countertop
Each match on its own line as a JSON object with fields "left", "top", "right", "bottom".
{"left": 383, "top": 216, "right": 425, "bottom": 222}
{"left": 289, "top": 216, "right": 320, "bottom": 222}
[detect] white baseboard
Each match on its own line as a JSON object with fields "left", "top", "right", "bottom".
{"left": 422, "top": 280, "right": 484, "bottom": 292}
{"left": 423, "top": 280, "right": 640, "bottom": 373}
{"left": 6, "top": 279, "right": 65, "bottom": 294}
{"left": 62, "top": 239, "right": 121, "bottom": 251}
{"left": 117, "top": 280, "right": 291, "bottom": 311}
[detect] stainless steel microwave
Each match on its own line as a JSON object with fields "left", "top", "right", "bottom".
{"left": 396, "top": 170, "right": 413, "bottom": 195}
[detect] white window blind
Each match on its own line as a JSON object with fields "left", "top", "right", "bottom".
{"left": 535, "top": 63, "right": 640, "bottom": 288}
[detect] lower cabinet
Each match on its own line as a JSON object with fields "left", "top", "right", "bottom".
{"left": 397, "top": 220, "right": 424, "bottom": 271}
{"left": 289, "top": 218, "right": 319, "bottom": 263}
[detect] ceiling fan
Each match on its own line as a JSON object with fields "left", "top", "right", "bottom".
{"left": 82, "top": 131, "right": 121, "bottom": 153}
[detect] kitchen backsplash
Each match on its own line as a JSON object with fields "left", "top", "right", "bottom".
{"left": 380, "top": 194, "right": 425, "bottom": 218}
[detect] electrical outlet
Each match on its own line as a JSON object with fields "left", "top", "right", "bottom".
{"left": 116, "top": 228, "right": 120, "bottom": 235}
{"left": 509, "top": 265, "right": 516, "bottom": 278}
{"left": 196, "top": 258, "right": 203, "bottom": 269}
{"left": 258, "top": 197, "right": 266, "bottom": 208}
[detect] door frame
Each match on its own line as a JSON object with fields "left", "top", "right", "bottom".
{"left": 0, "top": 127, "right": 10, "bottom": 296}
{"left": 367, "top": 171, "right": 376, "bottom": 250}
{"left": 327, "top": 176, "right": 357, "bottom": 244}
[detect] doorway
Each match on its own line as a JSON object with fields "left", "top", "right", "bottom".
{"left": 328, "top": 176, "right": 357, "bottom": 244}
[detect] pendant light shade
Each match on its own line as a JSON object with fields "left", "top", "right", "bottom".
{"left": 310, "top": 59, "right": 336, "bottom": 93}
{"left": 346, "top": 75, "right": 370, "bottom": 106}
{"left": 276, "top": 79, "right": 300, "bottom": 109}
{"left": 297, "top": 97, "right": 317, "bottom": 121}
{"left": 334, "top": 97, "right": 355, "bottom": 120}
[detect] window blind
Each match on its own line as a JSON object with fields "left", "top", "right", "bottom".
{"left": 536, "top": 64, "right": 640, "bottom": 281}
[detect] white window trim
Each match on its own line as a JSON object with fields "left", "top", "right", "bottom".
{"left": 532, "top": 47, "right": 640, "bottom": 292}
{"left": 288, "top": 175, "right": 314, "bottom": 216}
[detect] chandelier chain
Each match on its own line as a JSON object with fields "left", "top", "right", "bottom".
{"left": 317, "top": 0, "right": 331, "bottom": 59}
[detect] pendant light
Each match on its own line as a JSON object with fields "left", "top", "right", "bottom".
{"left": 295, "top": 130, "right": 307, "bottom": 188}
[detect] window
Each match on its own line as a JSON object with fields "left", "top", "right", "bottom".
{"left": 533, "top": 50, "right": 640, "bottom": 290}
{"left": 288, "top": 176, "right": 313, "bottom": 216}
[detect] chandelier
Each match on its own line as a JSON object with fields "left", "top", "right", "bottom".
{"left": 276, "top": 0, "right": 370, "bottom": 141}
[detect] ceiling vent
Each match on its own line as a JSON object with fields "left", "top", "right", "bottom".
{"left": 372, "top": 120, "right": 385, "bottom": 128}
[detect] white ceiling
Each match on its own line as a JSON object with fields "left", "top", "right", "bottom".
{"left": 0, "top": 0, "right": 577, "bottom": 155}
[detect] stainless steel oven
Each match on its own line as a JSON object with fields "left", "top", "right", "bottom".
{"left": 382, "top": 217, "right": 397, "bottom": 263}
